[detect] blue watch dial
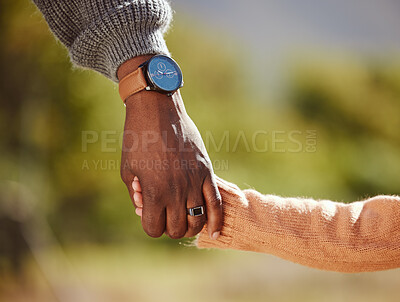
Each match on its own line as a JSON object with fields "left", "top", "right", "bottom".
{"left": 146, "top": 55, "right": 183, "bottom": 92}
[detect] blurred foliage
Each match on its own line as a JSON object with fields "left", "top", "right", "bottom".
{"left": 1, "top": 0, "right": 400, "bottom": 300}
{"left": 287, "top": 55, "right": 400, "bottom": 198}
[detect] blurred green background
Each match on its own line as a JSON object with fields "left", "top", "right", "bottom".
{"left": 1, "top": 1, "right": 400, "bottom": 301}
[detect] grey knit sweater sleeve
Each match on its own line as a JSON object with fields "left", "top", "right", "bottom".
{"left": 33, "top": 0, "right": 172, "bottom": 82}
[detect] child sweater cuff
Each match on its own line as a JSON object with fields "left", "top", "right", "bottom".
{"left": 196, "top": 178, "right": 247, "bottom": 249}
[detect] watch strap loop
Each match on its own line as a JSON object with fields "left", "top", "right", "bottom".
{"left": 118, "top": 67, "right": 148, "bottom": 103}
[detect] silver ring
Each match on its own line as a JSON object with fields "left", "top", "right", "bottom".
{"left": 187, "top": 206, "right": 204, "bottom": 217}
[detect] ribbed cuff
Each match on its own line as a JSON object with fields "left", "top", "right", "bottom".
{"left": 196, "top": 178, "right": 248, "bottom": 249}
{"left": 69, "top": 1, "right": 171, "bottom": 82}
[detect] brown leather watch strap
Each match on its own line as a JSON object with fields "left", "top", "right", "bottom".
{"left": 118, "top": 67, "right": 148, "bottom": 103}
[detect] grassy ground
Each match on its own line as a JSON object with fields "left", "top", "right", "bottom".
{"left": 1, "top": 243, "right": 399, "bottom": 302}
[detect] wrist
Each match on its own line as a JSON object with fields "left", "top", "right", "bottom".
{"left": 124, "top": 90, "right": 186, "bottom": 122}
{"left": 124, "top": 90, "right": 170, "bottom": 113}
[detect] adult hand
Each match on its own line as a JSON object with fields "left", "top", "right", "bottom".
{"left": 118, "top": 55, "right": 222, "bottom": 240}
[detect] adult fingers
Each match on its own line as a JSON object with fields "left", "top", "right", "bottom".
{"left": 202, "top": 173, "right": 223, "bottom": 240}
{"left": 141, "top": 185, "right": 166, "bottom": 237}
{"left": 185, "top": 192, "right": 206, "bottom": 237}
{"left": 165, "top": 198, "right": 187, "bottom": 239}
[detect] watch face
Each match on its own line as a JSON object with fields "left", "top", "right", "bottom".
{"left": 146, "top": 55, "right": 183, "bottom": 92}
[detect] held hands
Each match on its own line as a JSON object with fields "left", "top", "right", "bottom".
{"left": 118, "top": 56, "right": 222, "bottom": 240}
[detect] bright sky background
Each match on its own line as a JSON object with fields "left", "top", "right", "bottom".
{"left": 170, "top": 0, "right": 400, "bottom": 55}
{"left": 170, "top": 0, "right": 400, "bottom": 99}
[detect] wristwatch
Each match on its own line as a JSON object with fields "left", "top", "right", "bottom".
{"left": 119, "top": 54, "right": 184, "bottom": 103}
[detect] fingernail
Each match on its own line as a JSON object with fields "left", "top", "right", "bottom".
{"left": 134, "top": 176, "right": 139, "bottom": 181}
{"left": 211, "top": 231, "right": 220, "bottom": 240}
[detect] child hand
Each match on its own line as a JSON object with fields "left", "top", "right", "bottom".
{"left": 132, "top": 176, "right": 143, "bottom": 217}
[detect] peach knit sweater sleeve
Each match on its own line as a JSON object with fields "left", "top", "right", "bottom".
{"left": 197, "top": 177, "right": 400, "bottom": 273}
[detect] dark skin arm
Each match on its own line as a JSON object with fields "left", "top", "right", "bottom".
{"left": 118, "top": 55, "right": 222, "bottom": 239}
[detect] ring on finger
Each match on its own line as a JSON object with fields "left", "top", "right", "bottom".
{"left": 187, "top": 206, "right": 204, "bottom": 217}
